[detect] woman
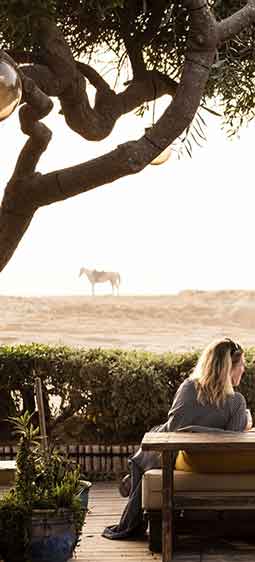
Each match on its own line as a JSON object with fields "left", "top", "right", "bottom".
{"left": 102, "top": 337, "right": 251, "bottom": 540}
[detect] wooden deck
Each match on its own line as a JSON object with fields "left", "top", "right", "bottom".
{"left": 75, "top": 481, "right": 255, "bottom": 562}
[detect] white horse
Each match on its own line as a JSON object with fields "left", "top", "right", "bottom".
{"left": 79, "top": 267, "right": 121, "bottom": 296}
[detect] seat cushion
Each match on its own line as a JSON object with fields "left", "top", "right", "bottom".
{"left": 0, "top": 460, "right": 16, "bottom": 485}
{"left": 142, "top": 469, "right": 255, "bottom": 510}
{"left": 175, "top": 450, "right": 255, "bottom": 473}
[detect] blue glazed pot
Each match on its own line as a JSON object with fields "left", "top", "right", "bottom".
{"left": 30, "top": 509, "right": 78, "bottom": 562}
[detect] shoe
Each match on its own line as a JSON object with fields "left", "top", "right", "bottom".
{"left": 119, "top": 474, "right": 131, "bottom": 497}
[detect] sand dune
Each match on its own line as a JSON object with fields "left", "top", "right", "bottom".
{"left": 0, "top": 291, "right": 255, "bottom": 353}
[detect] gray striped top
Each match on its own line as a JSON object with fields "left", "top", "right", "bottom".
{"left": 167, "top": 378, "right": 248, "bottom": 432}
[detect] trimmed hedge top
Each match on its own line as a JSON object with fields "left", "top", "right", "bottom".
{"left": 0, "top": 344, "right": 254, "bottom": 443}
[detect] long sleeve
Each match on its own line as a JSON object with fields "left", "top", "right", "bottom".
{"left": 226, "top": 392, "right": 247, "bottom": 431}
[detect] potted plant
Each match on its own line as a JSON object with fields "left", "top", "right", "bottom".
{"left": 0, "top": 411, "right": 91, "bottom": 562}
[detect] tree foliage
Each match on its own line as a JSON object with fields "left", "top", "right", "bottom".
{"left": 0, "top": 1, "right": 254, "bottom": 269}
{"left": 1, "top": 0, "right": 254, "bottom": 126}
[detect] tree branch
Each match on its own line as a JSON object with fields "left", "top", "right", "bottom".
{"left": 118, "top": 0, "right": 168, "bottom": 78}
{"left": 0, "top": 0, "right": 217, "bottom": 272}
{"left": 218, "top": 1, "right": 255, "bottom": 43}
{"left": 0, "top": 50, "right": 53, "bottom": 270}
{"left": 1, "top": 0, "right": 255, "bottom": 273}
{"left": 19, "top": 14, "right": 177, "bottom": 142}
{"left": 21, "top": 58, "right": 178, "bottom": 141}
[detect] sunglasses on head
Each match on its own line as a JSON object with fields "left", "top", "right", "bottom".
{"left": 223, "top": 338, "right": 242, "bottom": 356}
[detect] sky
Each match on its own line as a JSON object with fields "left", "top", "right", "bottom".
{"left": 0, "top": 69, "right": 255, "bottom": 296}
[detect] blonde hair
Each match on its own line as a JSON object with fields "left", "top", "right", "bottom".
{"left": 190, "top": 338, "right": 243, "bottom": 407}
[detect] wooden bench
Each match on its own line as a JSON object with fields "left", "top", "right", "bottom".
{"left": 142, "top": 468, "right": 255, "bottom": 552}
{"left": 0, "top": 460, "right": 16, "bottom": 499}
{"left": 141, "top": 431, "right": 255, "bottom": 562}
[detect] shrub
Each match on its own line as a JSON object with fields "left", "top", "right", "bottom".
{"left": 0, "top": 344, "right": 254, "bottom": 443}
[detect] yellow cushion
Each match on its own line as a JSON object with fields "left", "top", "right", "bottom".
{"left": 175, "top": 450, "right": 255, "bottom": 473}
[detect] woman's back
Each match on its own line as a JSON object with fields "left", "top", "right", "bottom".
{"left": 167, "top": 378, "right": 247, "bottom": 432}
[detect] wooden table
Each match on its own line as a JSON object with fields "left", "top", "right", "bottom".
{"left": 141, "top": 431, "right": 255, "bottom": 562}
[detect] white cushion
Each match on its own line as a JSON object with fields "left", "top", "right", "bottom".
{"left": 142, "top": 469, "right": 255, "bottom": 510}
{"left": 0, "top": 460, "right": 16, "bottom": 485}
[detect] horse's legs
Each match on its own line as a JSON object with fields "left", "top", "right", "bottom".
{"left": 92, "top": 283, "right": 95, "bottom": 296}
{"left": 113, "top": 283, "right": 119, "bottom": 296}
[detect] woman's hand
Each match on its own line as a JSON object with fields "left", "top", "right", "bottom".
{"left": 245, "top": 409, "right": 253, "bottom": 431}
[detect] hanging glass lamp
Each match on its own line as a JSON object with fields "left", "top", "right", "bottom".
{"left": 0, "top": 58, "right": 22, "bottom": 121}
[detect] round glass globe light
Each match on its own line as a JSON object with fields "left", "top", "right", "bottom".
{"left": 150, "top": 145, "right": 172, "bottom": 165}
{"left": 0, "top": 60, "right": 22, "bottom": 121}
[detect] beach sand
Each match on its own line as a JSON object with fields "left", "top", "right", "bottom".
{"left": 1, "top": 290, "right": 255, "bottom": 353}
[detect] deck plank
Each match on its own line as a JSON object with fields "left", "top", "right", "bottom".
{"left": 73, "top": 481, "right": 255, "bottom": 562}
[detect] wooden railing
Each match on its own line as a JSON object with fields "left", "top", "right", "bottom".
{"left": 0, "top": 444, "right": 139, "bottom": 478}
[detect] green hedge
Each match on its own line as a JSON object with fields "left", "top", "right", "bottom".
{"left": 0, "top": 344, "right": 255, "bottom": 443}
